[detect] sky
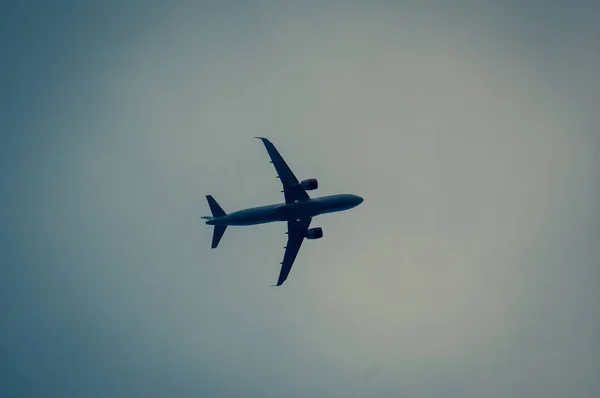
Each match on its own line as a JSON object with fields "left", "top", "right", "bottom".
{"left": 1, "top": 1, "right": 599, "bottom": 397}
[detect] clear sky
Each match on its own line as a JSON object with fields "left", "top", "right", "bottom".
{"left": 1, "top": 1, "right": 599, "bottom": 397}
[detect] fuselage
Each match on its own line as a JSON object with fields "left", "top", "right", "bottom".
{"left": 205, "top": 194, "right": 363, "bottom": 226}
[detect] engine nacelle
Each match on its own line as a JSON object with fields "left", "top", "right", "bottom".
{"left": 305, "top": 227, "right": 323, "bottom": 240}
{"left": 300, "top": 178, "right": 318, "bottom": 191}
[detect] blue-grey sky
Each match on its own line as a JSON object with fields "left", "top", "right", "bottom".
{"left": 1, "top": 2, "right": 599, "bottom": 397}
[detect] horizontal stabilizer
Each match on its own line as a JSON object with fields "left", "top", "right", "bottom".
{"left": 206, "top": 195, "right": 226, "bottom": 217}
{"left": 211, "top": 225, "right": 227, "bottom": 249}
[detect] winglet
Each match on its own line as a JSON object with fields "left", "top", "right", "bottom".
{"left": 255, "top": 136, "right": 272, "bottom": 145}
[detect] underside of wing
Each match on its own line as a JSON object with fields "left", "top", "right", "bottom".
{"left": 255, "top": 137, "right": 310, "bottom": 204}
{"left": 274, "top": 218, "right": 312, "bottom": 286}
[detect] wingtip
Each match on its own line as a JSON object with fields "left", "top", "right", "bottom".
{"left": 272, "top": 278, "right": 286, "bottom": 287}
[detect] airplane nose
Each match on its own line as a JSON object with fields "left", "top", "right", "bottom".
{"left": 355, "top": 195, "right": 364, "bottom": 205}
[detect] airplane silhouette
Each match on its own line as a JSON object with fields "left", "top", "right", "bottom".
{"left": 203, "top": 137, "right": 363, "bottom": 286}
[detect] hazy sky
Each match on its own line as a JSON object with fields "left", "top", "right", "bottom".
{"left": 1, "top": 2, "right": 599, "bottom": 397}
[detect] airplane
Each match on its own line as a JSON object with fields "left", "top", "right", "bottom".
{"left": 203, "top": 137, "right": 364, "bottom": 286}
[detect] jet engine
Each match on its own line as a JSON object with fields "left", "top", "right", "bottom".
{"left": 305, "top": 227, "right": 323, "bottom": 240}
{"left": 300, "top": 178, "right": 318, "bottom": 190}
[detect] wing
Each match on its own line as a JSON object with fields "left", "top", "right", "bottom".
{"left": 273, "top": 218, "right": 312, "bottom": 286}
{"left": 255, "top": 137, "right": 310, "bottom": 204}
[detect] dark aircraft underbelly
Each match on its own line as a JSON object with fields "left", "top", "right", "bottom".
{"left": 277, "top": 202, "right": 319, "bottom": 220}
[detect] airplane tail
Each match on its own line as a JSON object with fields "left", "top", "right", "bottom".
{"left": 210, "top": 225, "right": 227, "bottom": 249}
{"left": 206, "top": 195, "right": 226, "bottom": 218}
{"left": 205, "top": 195, "right": 227, "bottom": 249}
